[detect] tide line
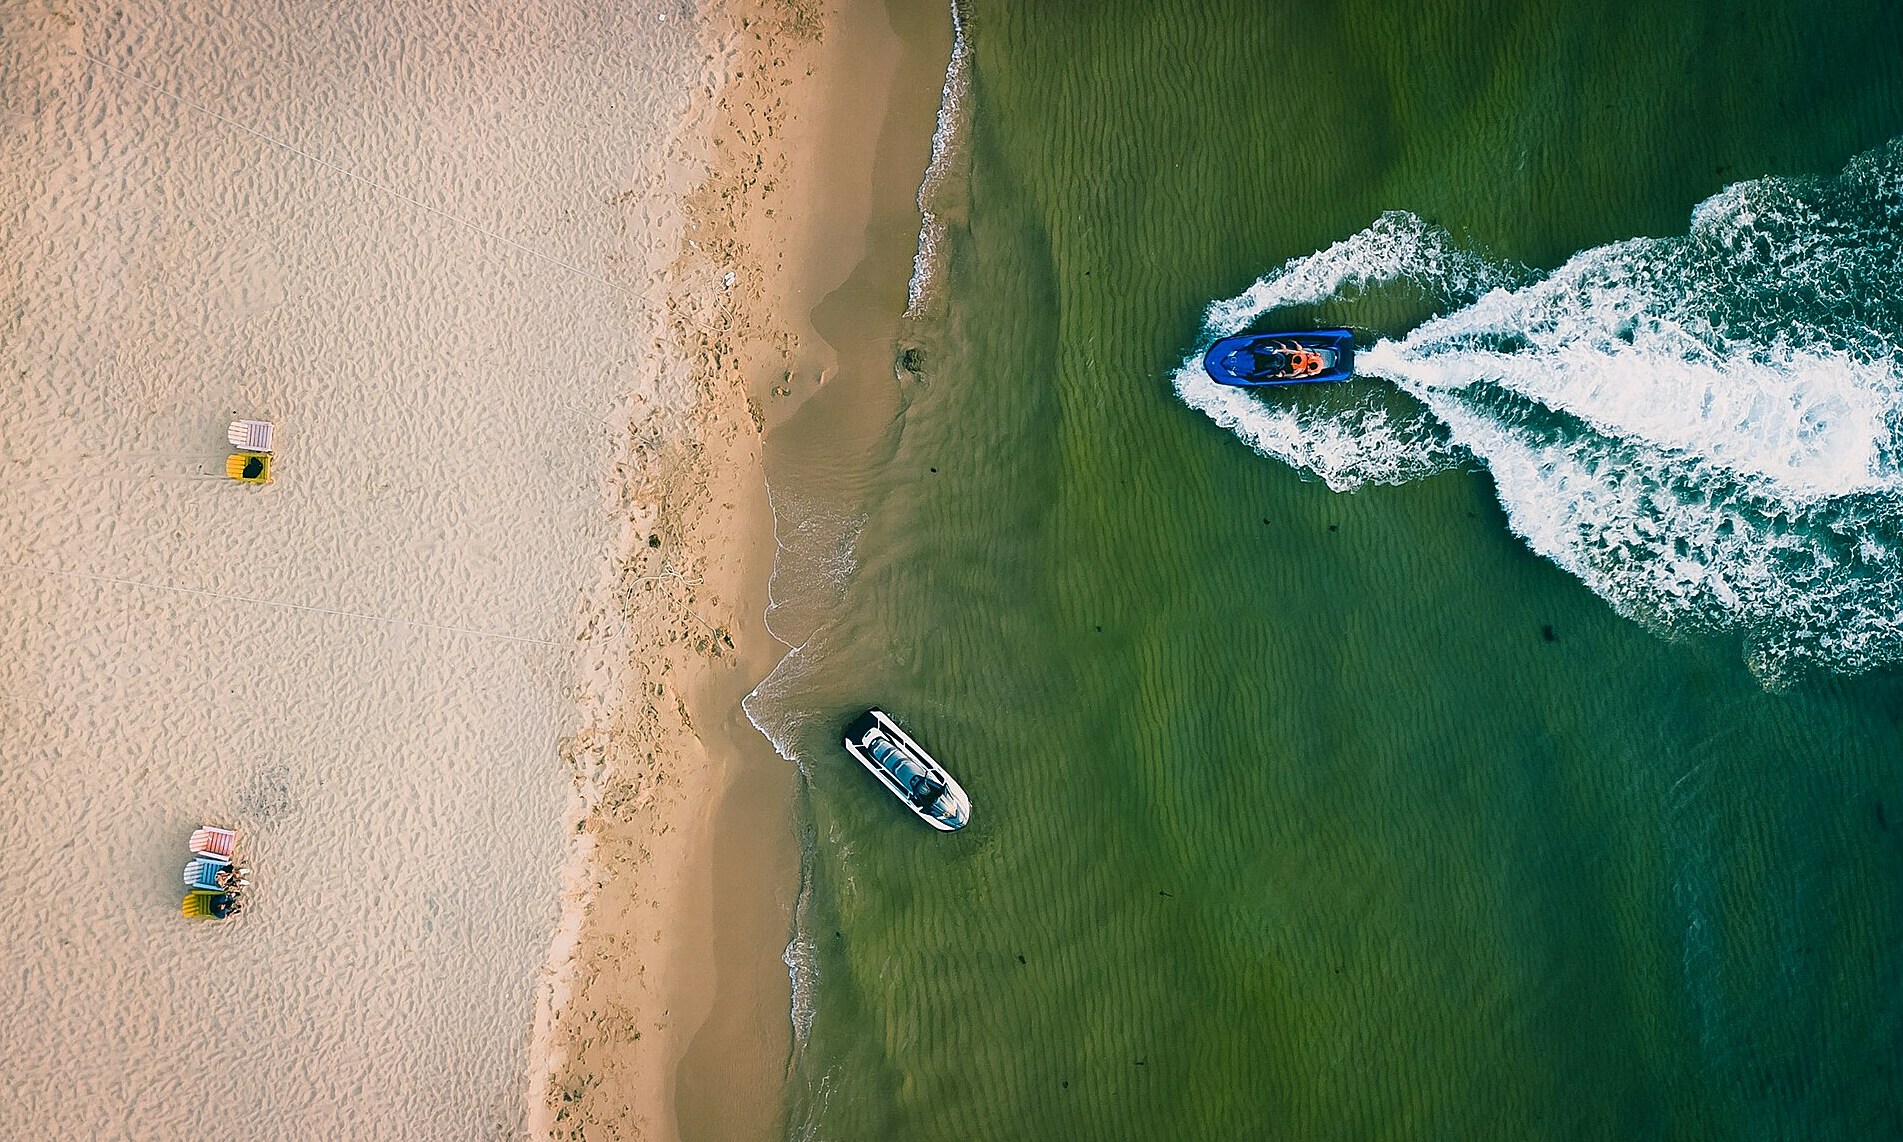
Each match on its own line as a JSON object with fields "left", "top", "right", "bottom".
{"left": 1, "top": 560, "right": 562, "bottom": 648}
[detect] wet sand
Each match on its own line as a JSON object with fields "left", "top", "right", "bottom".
{"left": 530, "top": 1, "right": 954, "bottom": 1140}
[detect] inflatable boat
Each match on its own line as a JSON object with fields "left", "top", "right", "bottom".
{"left": 843, "top": 709, "right": 971, "bottom": 831}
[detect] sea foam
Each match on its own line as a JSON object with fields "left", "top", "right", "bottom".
{"left": 903, "top": 0, "right": 972, "bottom": 321}
{"left": 1175, "top": 140, "right": 1903, "bottom": 683}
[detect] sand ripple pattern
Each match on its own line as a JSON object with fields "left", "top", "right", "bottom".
{"left": 0, "top": 1, "right": 699, "bottom": 1137}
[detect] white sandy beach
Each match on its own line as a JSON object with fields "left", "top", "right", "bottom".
{"left": 2, "top": 0, "right": 941, "bottom": 1134}
{"left": 0, "top": 0, "right": 717, "bottom": 1136}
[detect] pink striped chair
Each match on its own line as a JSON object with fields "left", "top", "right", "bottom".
{"left": 188, "top": 825, "right": 236, "bottom": 860}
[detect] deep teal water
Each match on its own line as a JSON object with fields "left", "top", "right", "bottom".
{"left": 752, "top": 2, "right": 1903, "bottom": 1138}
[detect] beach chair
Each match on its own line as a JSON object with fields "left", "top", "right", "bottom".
{"left": 225, "top": 453, "right": 272, "bottom": 483}
{"left": 181, "top": 890, "right": 240, "bottom": 920}
{"left": 181, "top": 890, "right": 221, "bottom": 919}
{"left": 183, "top": 857, "right": 231, "bottom": 892}
{"left": 227, "top": 419, "right": 274, "bottom": 452}
{"left": 188, "top": 825, "right": 237, "bottom": 859}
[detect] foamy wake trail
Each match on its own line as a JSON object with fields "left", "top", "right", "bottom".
{"left": 1175, "top": 140, "right": 1903, "bottom": 682}
{"left": 1201, "top": 210, "right": 1511, "bottom": 336}
{"left": 1174, "top": 211, "right": 1513, "bottom": 489}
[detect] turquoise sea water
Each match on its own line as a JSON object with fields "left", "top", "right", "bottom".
{"left": 749, "top": 1, "right": 1903, "bottom": 1137}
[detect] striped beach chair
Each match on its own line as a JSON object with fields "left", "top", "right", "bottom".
{"left": 183, "top": 857, "right": 230, "bottom": 892}
{"left": 224, "top": 453, "right": 272, "bottom": 483}
{"left": 188, "top": 825, "right": 237, "bottom": 860}
{"left": 227, "top": 419, "right": 274, "bottom": 452}
{"left": 181, "top": 890, "right": 240, "bottom": 920}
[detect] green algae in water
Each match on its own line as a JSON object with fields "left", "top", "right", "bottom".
{"left": 760, "top": 1, "right": 1903, "bottom": 1138}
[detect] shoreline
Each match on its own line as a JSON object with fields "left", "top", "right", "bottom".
{"left": 528, "top": 1, "right": 956, "bottom": 1139}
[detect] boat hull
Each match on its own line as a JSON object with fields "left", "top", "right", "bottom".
{"left": 1201, "top": 328, "right": 1356, "bottom": 386}
{"left": 843, "top": 709, "right": 972, "bottom": 831}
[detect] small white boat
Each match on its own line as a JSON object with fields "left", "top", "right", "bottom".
{"left": 843, "top": 709, "right": 971, "bottom": 831}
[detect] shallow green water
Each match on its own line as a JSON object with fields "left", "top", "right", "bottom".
{"left": 762, "top": 2, "right": 1903, "bottom": 1138}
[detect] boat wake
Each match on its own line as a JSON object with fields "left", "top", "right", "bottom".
{"left": 1173, "top": 140, "right": 1903, "bottom": 683}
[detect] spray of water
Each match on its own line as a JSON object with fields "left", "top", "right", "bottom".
{"left": 1174, "top": 140, "right": 1903, "bottom": 683}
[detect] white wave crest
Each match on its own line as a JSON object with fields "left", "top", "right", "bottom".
{"left": 783, "top": 932, "right": 818, "bottom": 1043}
{"left": 904, "top": 0, "right": 971, "bottom": 320}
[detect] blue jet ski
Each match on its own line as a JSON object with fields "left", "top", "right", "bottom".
{"left": 1202, "top": 328, "right": 1355, "bottom": 386}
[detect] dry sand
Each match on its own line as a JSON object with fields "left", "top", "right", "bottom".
{"left": 0, "top": 0, "right": 713, "bottom": 1136}
{"left": 1, "top": 0, "right": 946, "bottom": 1135}
{"left": 528, "top": 1, "right": 954, "bottom": 1138}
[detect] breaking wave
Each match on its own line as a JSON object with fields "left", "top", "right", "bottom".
{"left": 1174, "top": 141, "right": 1903, "bottom": 683}
{"left": 903, "top": 0, "right": 972, "bottom": 320}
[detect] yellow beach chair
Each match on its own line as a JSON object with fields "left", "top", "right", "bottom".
{"left": 182, "top": 889, "right": 243, "bottom": 920}
{"left": 225, "top": 453, "right": 272, "bottom": 484}
{"left": 181, "top": 890, "right": 222, "bottom": 919}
